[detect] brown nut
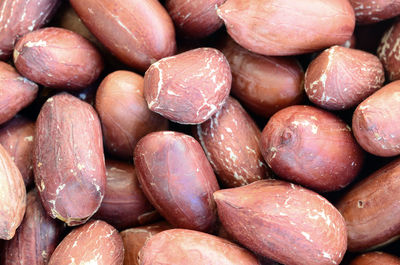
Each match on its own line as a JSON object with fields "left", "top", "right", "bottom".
{"left": 352, "top": 80, "right": 400, "bottom": 157}
{"left": 336, "top": 158, "right": 400, "bottom": 251}
{"left": 138, "top": 229, "right": 260, "bottom": 265}
{"left": 95, "top": 71, "right": 168, "bottom": 159}
{"left": 134, "top": 131, "right": 219, "bottom": 232}
{"left": 305, "top": 46, "right": 384, "bottom": 110}
{"left": 217, "top": 0, "right": 355, "bottom": 56}
{"left": 349, "top": 251, "right": 400, "bottom": 265}
{"left": 120, "top": 221, "right": 173, "bottom": 265}
{"left": 93, "top": 160, "right": 159, "bottom": 230}
{"left": 260, "top": 105, "right": 364, "bottom": 192}
{"left": 0, "top": 143, "right": 26, "bottom": 240}
{"left": 0, "top": 62, "right": 38, "bottom": 125}
{"left": 2, "top": 189, "right": 64, "bottom": 264}
{"left": 0, "top": 116, "right": 34, "bottom": 187}
{"left": 48, "top": 220, "right": 124, "bottom": 265}
{"left": 350, "top": 0, "right": 400, "bottom": 24}
{"left": 378, "top": 20, "right": 400, "bottom": 81}
{"left": 165, "top": 0, "right": 225, "bottom": 39}
{"left": 13, "top": 27, "right": 103, "bottom": 90}
{"left": 214, "top": 180, "right": 347, "bottom": 265}
{"left": 144, "top": 48, "right": 231, "bottom": 124}
{"left": 0, "top": 0, "right": 60, "bottom": 60}
{"left": 220, "top": 36, "right": 304, "bottom": 117}
{"left": 70, "top": 0, "right": 176, "bottom": 72}
{"left": 194, "top": 97, "right": 271, "bottom": 188}
{"left": 34, "top": 93, "right": 106, "bottom": 226}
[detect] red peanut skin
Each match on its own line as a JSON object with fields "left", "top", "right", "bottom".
{"left": 93, "top": 160, "right": 159, "bottom": 230}
{"left": 0, "top": 0, "right": 60, "bottom": 60}
{"left": 336, "top": 158, "right": 400, "bottom": 251}
{"left": 217, "top": 0, "right": 355, "bottom": 56}
{"left": 260, "top": 105, "right": 364, "bottom": 192}
{"left": 96, "top": 71, "right": 168, "bottom": 159}
{"left": 70, "top": 0, "right": 176, "bottom": 72}
{"left": 194, "top": 97, "right": 271, "bottom": 188}
{"left": 0, "top": 116, "right": 34, "bottom": 187}
{"left": 2, "top": 190, "right": 64, "bottom": 265}
{"left": 352, "top": 81, "right": 400, "bottom": 157}
{"left": 350, "top": 252, "right": 400, "bottom": 265}
{"left": 48, "top": 220, "right": 124, "bottom": 265}
{"left": 134, "top": 131, "right": 219, "bottom": 232}
{"left": 138, "top": 229, "right": 260, "bottom": 265}
{"left": 350, "top": 0, "right": 400, "bottom": 24}
{"left": 120, "top": 221, "right": 173, "bottom": 265}
{"left": 214, "top": 180, "right": 347, "bottom": 265}
{"left": 0, "top": 144, "right": 26, "bottom": 240}
{"left": 166, "top": 0, "right": 225, "bottom": 39}
{"left": 144, "top": 48, "right": 232, "bottom": 124}
{"left": 378, "top": 21, "right": 400, "bottom": 81}
{"left": 305, "top": 45, "right": 384, "bottom": 110}
{"left": 0, "top": 62, "right": 38, "bottom": 125}
{"left": 34, "top": 93, "right": 106, "bottom": 226}
{"left": 13, "top": 27, "right": 103, "bottom": 90}
{"left": 220, "top": 37, "right": 304, "bottom": 117}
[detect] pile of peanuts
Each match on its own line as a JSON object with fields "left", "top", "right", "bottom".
{"left": 1, "top": 0, "right": 400, "bottom": 264}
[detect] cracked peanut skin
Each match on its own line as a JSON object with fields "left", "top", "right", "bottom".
{"left": 349, "top": 0, "right": 400, "bottom": 25}
{"left": 143, "top": 48, "right": 232, "bottom": 124}
{"left": 13, "top": 27, "right": 103, "bottom": 90}
{"left": 0, "top": 0, "right": 60, "bottom": 61}
{"left": 2, "top": 189, "right": 64, "bottom": 265}
{"left": 336, "top": 158, "right": 400, "bottom": 252}
{"left": 217, "top": 0, "right": 355, "bottom": 56}
{"left": 0, "top": 62, "right": 38, "bottom": 126}
{"left": 214, "top": 180, "right": 347, "bottom": 265}
{"left": 260, "top": 105, "right": 364, "bottom": 192}
{"left": 70, "top": 0, "right": 176, "bottom": 72}
{"left": 305, "top": 45, "right": 384, "bottom": 110}
{"left": 138, "top": 229, "right": 260, "bottom": 265}
{"left": 352, "top": 80, "right": 400, "bottom": 157}
{"left": 0, "top": 143, "right": 26, "bottom": 240}
{"left": 134, "top": 131, "right": 219, "bottom": 232}
{"left": 48, "top": 220, "right": 124, "bottom": 265}
{"left": 34, "top": 93, "right": 106, "bottom": 226}
{"left": 194, "top": 97, "right": 272, "bottom": 188}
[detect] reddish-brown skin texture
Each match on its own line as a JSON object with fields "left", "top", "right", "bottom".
{"left": 70, "top": 0, "right": 176, "bottom": 72}
{"left": 0, "top": 116, "right": 34, "bottom": 187}
{"left": 144, "top": 48, "right": 232, "bottom": 124}
{"left": 34, "top": 93, "right": 106, "bottom": 226}
{"left": 134, "top": 131, "right": 220, "bottom": 232}
{"left": 0, "top": 0, "right": 60, "bottom": 60}
{"left": 13, "top": 27, "right": 103, "bottom": 90}
{"left": 336, "top": 158, "right": 400, "bottom": 251}
{"left": 139, "top": 229, "right": 260, "bottom": 265}
{"left": 352, "top": 81, "right": 400, "bottom": 157}
{"left": 194, "top": 97, "right": 271, "bottom": 188}
{"left": 2, "top": 190, "right": 64, "bottom": 265}
{"left": 350, "top": 0, "right": 400, "bottom": 24}
{"left": 0, "top": 62, "right": 38, "bottom": 125}
{"left": 0, "top": 144, "right": 26, "bottom": 240}
{"left": 120, "top": 221, "right": 173, "bottom": 265}
{"left": 305, "top": 45, "right": 384, "bottom": 110}
{"left": 48, "top": 220, "right": 124, "bottom": 265}
{"left": 378, "top": 20, "right": 400, "bottom": 81}
{"left": 93, "top": 160, "right": 159, "bottom": 230}
{"left": 349, "top": 251, "right": 400, "bottom": 265}
{"left": 217, "top": 0, "right": 355, "bottom": 56}
{"left": 96, "top": 71, "right": 168, "bottom": 159}
{"left": 341, "top": 34, "right": 357, "bottom": 49}
{"left": 214, "top": 180, "right": 348, "bottom": 265}
{"left": 220, "top": 37, "right": 304, "bottom": 117}
{"left": 260, "top": 105, "right": 364, "bottom": 192}
{"left": 166, "top": 0, "right": 225, "bottom": 39}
